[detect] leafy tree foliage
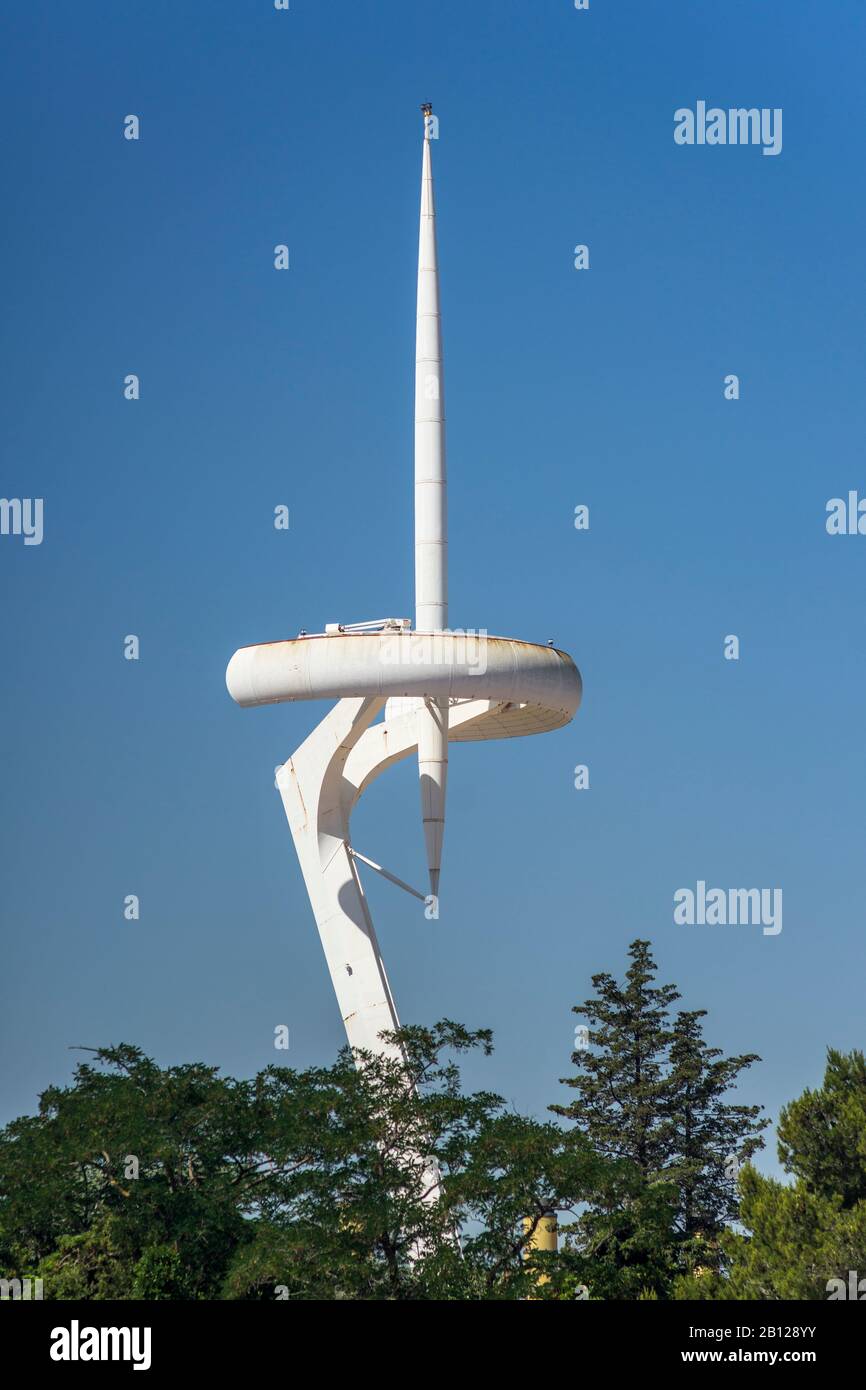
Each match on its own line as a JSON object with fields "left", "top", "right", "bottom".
{"left": 6, "top": 957, "right": 859, "bottom": 1302}
{"left": 0, "top": 1026, "right": 617, "bottom": 1300}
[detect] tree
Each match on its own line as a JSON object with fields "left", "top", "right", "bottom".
{"left": 554, "top": 1161, "right": 680, "bottom": 1301}
{"left": 680, "top": 1049, "right": 866, "bottom": 1300}
{"left": 776, "top": 1048, "right": 866, "bottom": 1208}
{"left": 0, "top": 1044, "right": 262, "bottom": 1299}
{"left": 553, "top": 939, "right": 679, "bottom": 1177}
{"left": 554, "top": 940, "right": 766, "bottom": 1293}
{"left": 0, "top": 1025, "right": 620, "bottom": 1300}
{"left": 220, "top": 1020, "right": 610, "bottom": 1300}
{"left": 664, "top": 1009, "right": 765, "bottom": 1256}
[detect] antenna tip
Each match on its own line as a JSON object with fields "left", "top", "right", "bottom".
{"left": 421, "top": 102, "right": 433, "bottom": 118}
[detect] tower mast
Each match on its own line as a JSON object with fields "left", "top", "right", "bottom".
{"left": 415, "top": 103, "right": 448, "bottom": 899}
{"left": 415, "top": 102, "right": 447, "bottom": 631}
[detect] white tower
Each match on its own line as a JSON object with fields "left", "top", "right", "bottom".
{"left": 226, "top": 108, "right": 582, "bottom": 1064}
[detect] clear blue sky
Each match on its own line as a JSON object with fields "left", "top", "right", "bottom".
{"left": 2, "top": 2, "right": 865, "bottom": 1178}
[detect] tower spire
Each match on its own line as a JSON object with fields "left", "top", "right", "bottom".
{"left": 415, "top": 102, "right": 447, "bottom": 631}
{"left": 415, "top": 103, "right": 448, "bottom": 900}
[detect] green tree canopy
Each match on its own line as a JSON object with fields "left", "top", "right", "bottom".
{"left": 679, "top": 1049, "right": 866, "bottom": 1300}
{"left": 777, "top": 1048, "right": 866, "bottom": 1208}
{"left": 0, "top": 1024, "right": 629, "bottom": 1300}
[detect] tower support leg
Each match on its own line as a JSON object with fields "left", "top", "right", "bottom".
{"left": 276, "top": 695, "right": 405, "bottom": 1060}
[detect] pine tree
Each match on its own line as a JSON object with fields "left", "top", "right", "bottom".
{"left": 776, "top": 1048, "right": 866, "bottom": 1208}
{"left": 664, "top": 1009, "right": 766, "bottom": 1259}
{"left": 553, "top": 939, "right": 679, "bottom": 1176}
{"left": 554, "top": 940, "right": 766, "bottom": 1293}
{"left": 679, "top": 1049, "right": 866, "bottom": 1301}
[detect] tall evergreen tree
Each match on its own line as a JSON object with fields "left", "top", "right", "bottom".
{"left": 554, "top": 940, "right": 765, "bottom": 1292}
{"left": 664, "top": 1009, "right": 766, "bottom": 1259}
{"left": 553, "top": 939, "right": 679, "bottom": 1176}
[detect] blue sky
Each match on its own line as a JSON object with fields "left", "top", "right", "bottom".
{"left": 2, "top": 2, "right": 865, "bottom": 1177}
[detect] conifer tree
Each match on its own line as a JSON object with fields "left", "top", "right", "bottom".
{"left": 679, "top": 1049, "right": 866, "bottom": 1300}
{"left": 553, "top": 939, "right": 679, "bottom": 1177}
{"left": 555, "top": 940, "right": 766, "bottom": 1291}
{"left": 664, "top": 1009, "right": 766, "bottom": 1256}
{"left": 776, "top": 1048, "right": 866, "bottom": 1208}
